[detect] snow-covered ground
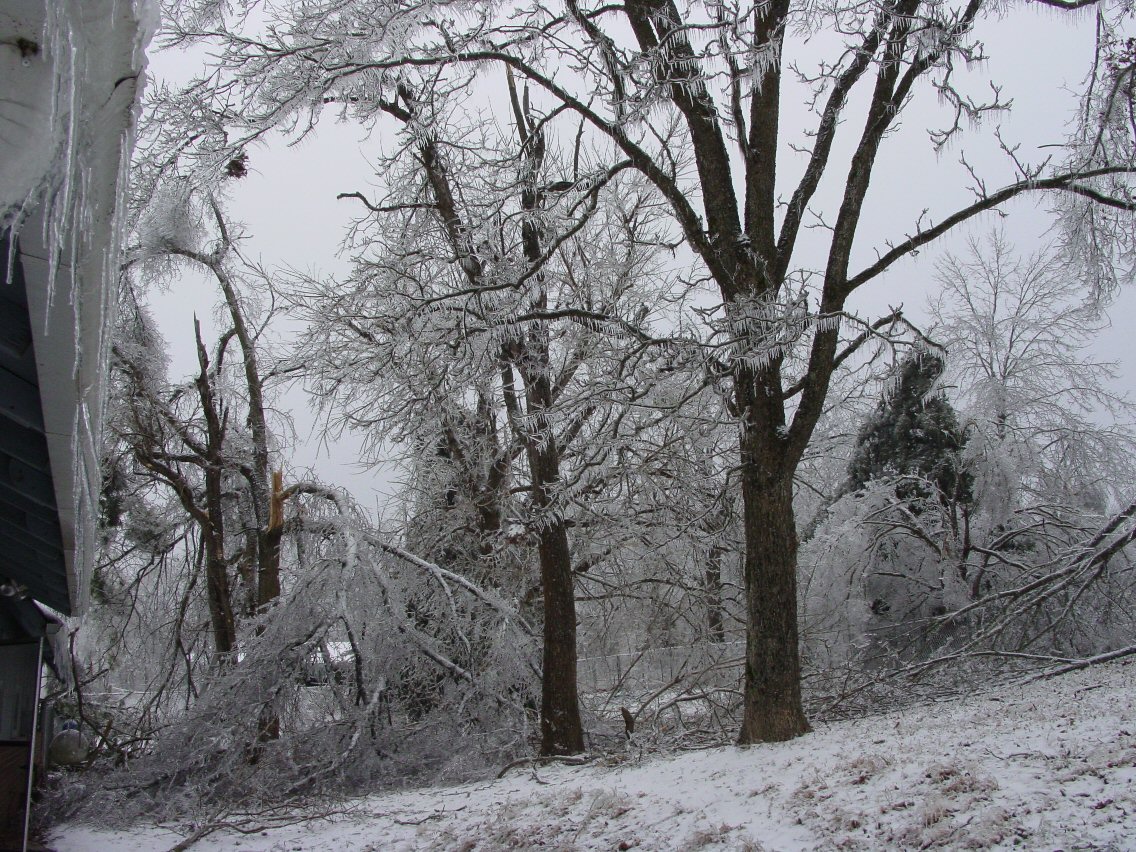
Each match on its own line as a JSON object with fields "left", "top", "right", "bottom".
{"left": 51, "top": 661, "right": 1136, "bottom": 851}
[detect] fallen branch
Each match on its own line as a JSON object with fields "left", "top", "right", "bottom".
{"left": 1031, "top": 644, "right": 1136, "bottom": 681}
{"left": 496, "top": 753, "right": 593, "bottom": 779}
{"left": 392, "top": 805, "right": 467, "bottom": 826}
{"left": 163, "top": 803, "right": 357, "bottom": 852}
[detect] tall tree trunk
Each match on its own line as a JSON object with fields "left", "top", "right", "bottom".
{"left": 512, "top": 358, "right": 585, "bottom": 756}
{"left": 737, "top": 428, "right": 810, "bottom": 743}
{"left": 534, "top": 506, "right": 585, "bottom": 755}
{"left": 509, "top": 85, "right": 585, "bottom": 755}
{"left": 203, "top": 530, "right": 237, "bottom": 656}
{"left": 195, "top": 321, "right": 238, "bottom": 659}
{"left": 257, "top": 470, "right": 285, "bottom": 614}
{"left": 253, "top": 470, "right": 285, "bottom": 745}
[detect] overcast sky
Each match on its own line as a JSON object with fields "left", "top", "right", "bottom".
{"left": 141, "top": 5, "right": 1136, "bottom": 513}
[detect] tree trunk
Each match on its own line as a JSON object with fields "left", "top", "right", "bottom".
{"left": 510, "top": 350, "right": 585, "bottom": 756}
{"left": 258, "top": 469, "right": 285, "bottom": 613}
{"left": 535, "top": 511, "right": 585, "bottom": 755}
{"left": 737, "top": 441, "right": 810, "bottom": 743}
{"left": 254, "top": 470, "right": 285, "bottom": 744}
{"left": 523, "top": 374, "right": 584, "bottom": 756}
{"left": 194, "top": 321, "right": 238, "bottom": 659}
{"left": 203, "top": 532, "right": 236, "bottom": 656}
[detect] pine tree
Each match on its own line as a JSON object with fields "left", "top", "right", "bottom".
{"left": 846, "top": 352, "right": 972, "bottom": 507}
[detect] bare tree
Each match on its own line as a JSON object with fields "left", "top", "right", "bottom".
{"left": 108, "top": 185, "right": 315, "bottom": 751}
{"left": 285, "top": 77, "right": 684, "bottom": 754}
{"left": 932, "top": 230, "right": 1135, "bottom": 511}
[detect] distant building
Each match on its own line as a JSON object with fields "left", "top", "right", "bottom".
{"left": 0, "top": 1, "right": 149, "bottom": 848}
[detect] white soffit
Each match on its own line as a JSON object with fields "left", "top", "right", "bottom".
{"left": 1, "top": 0, "right": 150, "bottom": 615}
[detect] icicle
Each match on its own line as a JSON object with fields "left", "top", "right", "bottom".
{"left": 1, "top": 0, "right": 153, "bottom": 613}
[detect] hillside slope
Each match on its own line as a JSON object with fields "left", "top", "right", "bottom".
{"left": 53, "top": 660, "right": 1136, "bottom": 851}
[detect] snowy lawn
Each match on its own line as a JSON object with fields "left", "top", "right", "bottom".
{"left": 51, "top": 661, "right": 1136, "bottom": 851}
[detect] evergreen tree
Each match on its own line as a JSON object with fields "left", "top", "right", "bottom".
{"left": 846, "top": 352, "right": 972, "bottom": 506}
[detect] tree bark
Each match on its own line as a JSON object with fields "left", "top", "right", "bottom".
{"left": 737, "top": 432, "right": 810, "bottom": 743}
{"left": 534, "top": 505, "right": 585, "bottom": 755}
{"left": 194, "top": 322, "right": 238, "bottom": 659}
{"left": 202, "top": 530, "right": 236, "bottom": 657}
{"left": 254, "top": 470, "right": 286, "bottom": 745}
{"left": 510, "top": 356, "right": 585, "bottom": 756}
{"left": 258, "top": 470, "right": 285, "bottom": 613}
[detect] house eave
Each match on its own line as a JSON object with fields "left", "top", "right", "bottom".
{"left": 0, "top": 0, "right": 150, "bottom": 616}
